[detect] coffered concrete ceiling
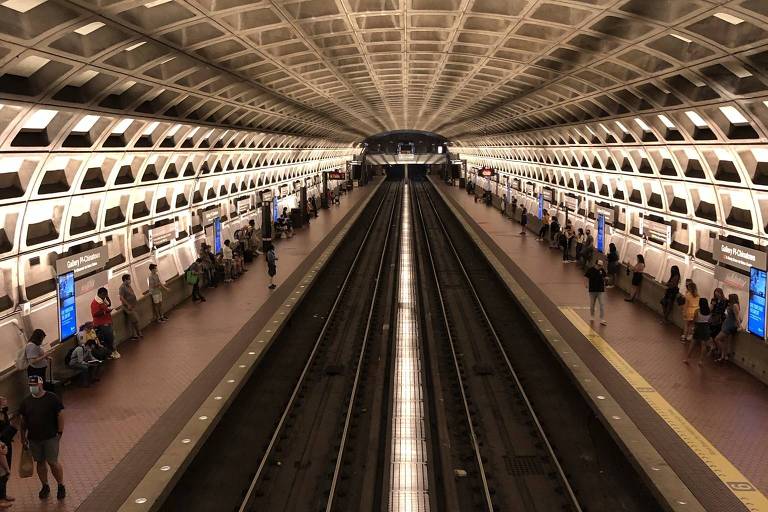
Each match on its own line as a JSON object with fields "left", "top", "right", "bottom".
{"left": 1, "top": 0, "right": 766, "bottom": 140}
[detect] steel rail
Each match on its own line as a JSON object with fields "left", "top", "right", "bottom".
{"left": 411, "top": 182, "right": 495, "bottom": 512}
{"left": 325, "top": 181, "right": 401, "bottom": 512}
{"left": 418, "top": 181, "right": 583, "bottom": 512}
{"left": 238, "top": 182, "right": 399, "bottom": 512}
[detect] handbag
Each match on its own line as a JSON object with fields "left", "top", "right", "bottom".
{"left": 19, "top": 446, "right": 33, "bottom": 478}
{"left": 676, "top": 294, "right": 686, "bottom": 306}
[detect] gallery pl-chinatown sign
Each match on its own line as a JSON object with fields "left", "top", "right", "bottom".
{"left": 55, "top": 246, "right": 108, "bottom": 277}
{"left": 714, "top": 240, "right": 767, "bottom": 272}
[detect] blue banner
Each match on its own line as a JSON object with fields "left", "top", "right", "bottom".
{"left": 597, "top": 213, "right": 605, "bottom": 253}
{"left": 57, "top": 272, "right": 77, "bottom": 341}
{"left": 749, "top": 267, "right": 766, "bottom": 339}
{"left": 213, "top": 217, "right": 222, "bottom": 254}
{"left": 537, "top": 193, "right": 543, "bottom": 219}
{"left": 273, "top": 197, "right": 279, "bottom": 223}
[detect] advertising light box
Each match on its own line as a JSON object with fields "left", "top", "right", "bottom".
{"left": 749, "top": 267, "right": 767, "bottom": 339}
{"left": 596, "top": 213, "right": 606, "bottom": 253}
{"left": 213, "top": 218, "right": 222, "bottom": 254}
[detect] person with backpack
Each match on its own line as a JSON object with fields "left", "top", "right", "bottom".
{"left": 684, "top": 297, "right": 710, "bottom": 366}
{"left": 22, "top": 329, "right": 50, "bottom": 382}
{"left": 266, "top": 243, "right": 278, "bottom": 290}
{"left": 537, "top": 210, "right": 551, "bottom": 241}
{"left": 187, "top": 258, "right": 206, "bottom": 303}
{"left": 65, "top": 335, "right": 100, "bottom": 386}
{"left": 585, "top": 259, "right": 608, "bottom": 326}
{"left": 91, "top": 288, "right": 118, "bottom": 359}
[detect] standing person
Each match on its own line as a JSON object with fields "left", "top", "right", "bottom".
{"left": 549, "top": 216, "right": 560, "bottom": 248}
{"left": 510, "top": 196, "right": 517, "bottom": 220}
{"left": 248, "top": 220, "right": 263, "bottom": 255}
{"left": 624, "top": 255, "right": 645, "bottom": 302}
{"left": 585, "top": 260, "right": 608, "bottom": 325}
{"left": 91, "top": 288, "right": 118, "bottom": 359}
{"left": 562, "top": 225, "right": 574, "bottom": 262}
{"left": 19, "top": 376, "right": 65, "bottom": 500}
{"left": 708, "top": 288, "right": 727, "bottom": 352}
{"left": 681, "top": 280, "right": 700, "bottom": 341}
{"left": 684, "top": 297, "right": 710, "bottom": 366}
{"left": 580, "top": 229, "right": 595, "bottom": 268}
{"left": 0, "top": 441, "right": 10, "bottom": 508}
{"left": 660, "top": 266, "right": 681, "bottom": 323}
{"left": 537, "top": 210, "right": 550, "bottom": 241}
{"left": 714, "top": 294, "right": 741, "bottom": 363}
{"left": 606, "top": 243, "right": 620, "bottom": 287}
{"left": 187, "top": 258, "right": 206, "bottom": 303}
{"left": 519, "top": 207, "right": 528, "bottom": 235}
{"left": 266, "top": 243, "right": 278, "bottom": 290}
{"left": 222, "top": 240, "right": 234, "bottom": 283}
{"left": 118, "top": 274, "right": 142, "bottom": 340}
{"left": 148, "top": 264, "right": 169, "bottom": 323}
{"left": 0, "top": 395, "right": 17, "bottom": 505}
{"left": 574, "top": 228, "right": 585, "bottom": 262}
{"left": 24, "top": 329, "right": 51, "bottom": 382}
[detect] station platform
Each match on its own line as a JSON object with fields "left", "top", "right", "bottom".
{"left": 432, "top": 177, "right": 768, "bottom": 512}
{"left": 6, "top": 181, "right": 380, "bottom": 512}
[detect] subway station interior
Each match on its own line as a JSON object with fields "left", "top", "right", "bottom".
{"left": 1, "top": 0, "right": 768, "bottom": 510}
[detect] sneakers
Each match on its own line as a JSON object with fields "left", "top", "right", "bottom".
{"left": 39, "top": 484, "right": 50, "bottom": 499}
{"left": 268, "top": 284, "right": 277, "bottom": 289}
{"left": 111, "top": 351, "right": 121, "bottom": 359}
{"left": 57, "top": 484, "right": 66, "bottom": 500}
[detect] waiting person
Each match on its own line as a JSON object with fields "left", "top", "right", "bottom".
{"left": 510, "top": 196, "right": 517, "bottom": 220}
{"left": 91, "top": 287, "right": 118, "bottom": 359}
{"left": 188, "top": 258, "right": 206, "bottom": 303}
{"left": 562, "top": 225, "right": 574, "bottom": 261}
{"left": 19, "top": 376, "right": 65, "bottom": 500}
{"left": 66, "top": 334, "right": 100, "bottom": 386}
{"left": 118, "top": 274, "right": 143, "bottom": 340}
{"left": 585, "top": 259, "right": 608, "bottom": 325}
{"left": 0, "top": 441, "right": 10, "bottom": 508}
{"left": 684, "top": 297, "right": 710, "bottom": 366}
{"left": 199, "top": 243, "right": 217, "bottom": 288}
{"left": 0, "top": 396, "right": 16, "bottom": 500}
{"left": 660, "top": 266, "right": 681, "bottom": 323}
{"left": 222, "top": 240, "right": 234, "bottom": 283}
{"left": 574, "top": 228, "right": 585, "bottom": 261}
{"left": 519, "top": 207, "right": 528, "bottom": 235}
{"left": 549, "top": 217, "right": 560, "bottom": 248}
{"left": 709, "top": 288, "right": 727, "bottom": 348}
{"left": 148, "top": 264, "right": 169, "bottom": 323}
{"left": 606, "top": 243, "right": 620, "bottom": 287}
{"left": 77, "top": 323, "right": 111, "bottom": 362}
{"left": 579, "top": 229, "right": 595, "bottom": 268}
{"left": 248, "top": 220, "right": 263, "bottom": 254}
{"left": 24, "top": 329, "right": 50, "bottom": 381}
{"left": 681, "top": 280, "right": 700, "bottom": 341}
{"left": 266, "top": 243, "right": 278, "bottom": 290}
{"left": 537, "top": 210, "right": 551, "bottom": 241}
{"left": 714, "top": 294, "right": 741, "bottom": 363}
{"left": 624, "top": 254, "right": 645, "bottom": 302}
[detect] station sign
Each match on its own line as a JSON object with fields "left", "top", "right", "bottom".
{"left": 327, "top": 171, "right": 346, "bottom": 180}
{"left": 595, "top": 205, "right": 615, "bottom": 225}
{"left": 305, "top": 178, "right": 313, "bottom": 187}
{"left": 261, "top": 189, "right": 273, "bottom": 203}
{"left": 563, "top": 195, "right": 579, "bottom": 211}
{"left": 237, "top": 196, "right": 253, "bottom": 214}
{"left": 201, "top": 207, "right": 220, "bottom": 226}
{"left": 512, "top": 178, "right": 521, "bottom": 191}
{"left": 478, "top": 167, "right": 495, "bottom": 178}
{"left": 714, "top": 240, "right": 767, "bottom": 272}
{"left": 148, "top": 223, "right": 176, "bottom": 247}
{"left": 279, "top": 184, "right": 289, "bottom": 196}
{"left": 641, "top": 217, "right": 671, "bottom": 245}
{"left": 55, "top": 246, "right": 108, "bottom": 278}
{"left": 525, "top": 182, "right": 535, "bottom": 195}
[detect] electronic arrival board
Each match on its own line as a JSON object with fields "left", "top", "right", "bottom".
{"left": 57, "top": 271, "right": 77, "bottom": 341}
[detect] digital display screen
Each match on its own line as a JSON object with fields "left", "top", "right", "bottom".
{"left": 213, "top": 218, "right": 222, "bottom": 254}
{"left": 273, "top": 197, "right": 279, "bottom": 223}
{"left": 596, "top": 213, "right": 605, "bottom": 254}
{"left": 537, "top": 193, "right": 544, "bottom": 220}
{"left": 57, "top": 272, "right": 77, "bottom": 341}
{"left": 749, "top": 267, "right": 766, "bottom": 339}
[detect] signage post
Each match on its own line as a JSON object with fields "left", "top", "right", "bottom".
{"left": 261, "top": 189, "right": 273, "bottom": 250}
{"left": 56, "top": 271, "right": 77, "bottom": 342}
{"left": 749, "top": 267, "right": 767, "bottom": 339}
{"left": 321, "top": 172, "right": 329, "bottom": 208}
{"left": 596, "top": 213, "right": 606, "bottom": 253}
{"left": 537, "top": 193, "right": 544, "bottom": 220}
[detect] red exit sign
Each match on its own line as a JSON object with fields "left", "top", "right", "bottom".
{"left": 327, "top": 171, "right": 346, "bottom": 180}
{"left": 479, "top": 167, "right": 495, "bottom": 177}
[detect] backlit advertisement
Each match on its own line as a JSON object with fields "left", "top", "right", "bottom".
{"left": 597, "top": 213, "right": 605, "bottom": 253}
{"left": 213, "top": 218, "right": 222, "bottom": 254}
{"left": 57, "top": 271, "right": 77, "bottom": 342}
{"left": 537, "top": 193, "right": 543, "bottom": 219}
{"left": 749, "top": 267, "right": 766, "bottom": 339}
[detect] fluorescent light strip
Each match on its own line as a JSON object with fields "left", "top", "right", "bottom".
{"left": 24, "top": 109, "right": 57, "bottom": 130}
{"left": 389, "top": 183, "right": 430, "bottom": 512}
{"left": 719, "top": 106, "right": 748, "bottom": 125}
{"left": 74, "top": 21, "right": 104, "bottom": 35}
{"left": 714, "top": 12, "right": 744, "bottom": 25}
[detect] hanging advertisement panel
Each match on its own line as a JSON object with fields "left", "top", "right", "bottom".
{"left": 57, "top": 271, "right": 77, "bottom": 342}
{"left": 537, "top": 193, "right": 544, "bottom": 219}
{"left": 213, "top": 218, "right": 222, "bottom": 254}
{"left": 748, "top": 267, "right": 767, "bottom": 339}
{"left": 597, "top": 214, "right": 606, "bottom": 253}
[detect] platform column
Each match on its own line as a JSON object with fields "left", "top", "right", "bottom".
{"left": 261, "top": 193, "right": 273, "bottom": 252}
{"left": 321, "top": 172, "right": 329, "bottom": 208}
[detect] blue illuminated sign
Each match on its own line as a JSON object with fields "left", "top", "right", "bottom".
{"left": 537, "top": 193, "right": 543, "bottom": 219}
{"left": 273, "top": 197, "right": 279, "bottom": 223}
{"left": 749, "top": 267, "right": 766, "bottom": 339}
{"left": 213, "top": 217, "right": 222, "bottom": 254}
{"left": 57, "top": 271, "right": 77, "bottom": 341}
{"left": 597, "top": 213, "right": 605, "bottom": 253}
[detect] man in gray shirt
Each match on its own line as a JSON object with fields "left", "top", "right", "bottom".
{"left": 119, "top": 274, "right": 142, "bottom": 340}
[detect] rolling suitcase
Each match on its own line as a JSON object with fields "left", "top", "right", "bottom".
{"left": 43, "top": 366, "right": 64, "bottom": 403}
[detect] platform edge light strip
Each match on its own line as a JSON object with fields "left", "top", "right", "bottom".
{"left": 561, "top": 307, "right": 768, "bottom": 512}
{"left": 389, "top": 182, "right": 430, "bottom": 512}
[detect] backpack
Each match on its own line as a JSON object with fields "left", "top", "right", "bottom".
{"left": 185, "top": 267, "right": 199, "bottom": 285}
{"left": 14, "top": 346, "right": 28, "bottom": 370}
{"left": 64, "top": 346, "right": 78, "bottom": 367}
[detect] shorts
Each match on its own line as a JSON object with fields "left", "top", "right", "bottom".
{"left": 29, "top": 436, "right": 60, "bottom": 464}
{"left": 693, "top": 322, "right": 710, "bottom": 342}
{"left": 151, "top": 293, "right": 162, "bottom": 304}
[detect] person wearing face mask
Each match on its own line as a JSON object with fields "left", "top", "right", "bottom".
{"left": 19, "top": 376, "right": 65, "bottom": 500}
{"left": 118, "top": 274, "right": 142, "bottom": 341}
{"left": 585, "top": 259, "right": 608, "bottom": 326}
{"left": 91, "top": 288, "right": 119, "bottom": 359}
